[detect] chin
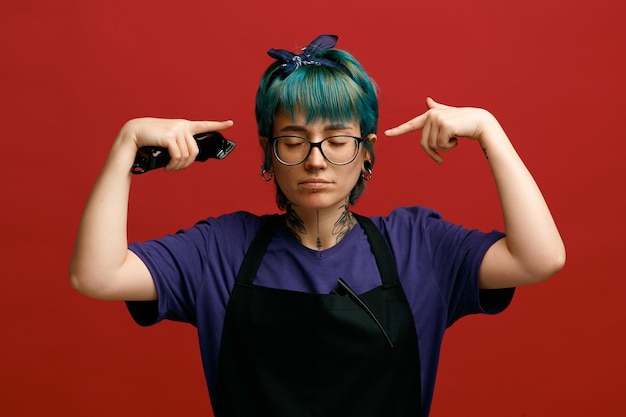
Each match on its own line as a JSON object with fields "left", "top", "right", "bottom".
{"left": 293, "top": 193, "right": 347, "bottom": 211}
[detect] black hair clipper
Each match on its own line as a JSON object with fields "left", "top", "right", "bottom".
{"left": 131, "top": 131, "right": 236, "bottom": 174}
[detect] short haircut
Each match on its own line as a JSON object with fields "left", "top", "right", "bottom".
{"left": 255, "top": 47, "right": 379, "bottom": 209}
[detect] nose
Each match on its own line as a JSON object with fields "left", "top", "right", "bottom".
{"left": 304, "top": 142, "right": 327, "bottom": 169}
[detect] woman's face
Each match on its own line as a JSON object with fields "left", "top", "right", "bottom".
{"left": 268, "top": 110, "right": 373, "bottom": 213}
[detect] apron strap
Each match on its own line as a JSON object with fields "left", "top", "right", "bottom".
{"left": 352, "top": 213, "right": 401, "bottom": 286}
{"left": 235, "top": 214, "right": 283, "bottom": 285}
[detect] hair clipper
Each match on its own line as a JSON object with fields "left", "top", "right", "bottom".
{"left": 131, "top": 131, "right": 236, "bottom": 174}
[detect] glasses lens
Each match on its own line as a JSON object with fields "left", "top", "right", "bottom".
{"left": 321, "top": 136, "right": 359, "bottom": 164}
{"left": 274, "top": 136, "right": 359, "bottom": 165}
{"left": 274, "top": 136, "right": 309, "bottom": 165}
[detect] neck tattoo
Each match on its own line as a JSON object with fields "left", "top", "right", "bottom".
{"left": 284, "top": 202, "right": 356, "bottom": 250}
{"left": 333, "top": 204, "right": 356, "bottom": 242}
{"left": 316, "top": 210, "right": 322, "bottom": 251}
{"left": 285, "top": 204, "right": 306, "bottom": 237}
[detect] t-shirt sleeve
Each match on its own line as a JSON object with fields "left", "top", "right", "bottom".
{"left": 125, "top": 212, "right": 259, "bottom": 327}
{"left": 421, "top": 209, "right": 514, "bottom": 324}
{"left": 379, "top": 207, "right": 514, "bottom": 327}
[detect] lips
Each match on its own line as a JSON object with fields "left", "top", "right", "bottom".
{"left": 299, "top": 178, "right": 331, "bottom": 190}
{"left": 300, "top": 178, "right": 331, "bottom": 184}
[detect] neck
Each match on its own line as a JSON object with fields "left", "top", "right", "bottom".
{"left": 285, "top": 202, "right": 356, "bottom": 251}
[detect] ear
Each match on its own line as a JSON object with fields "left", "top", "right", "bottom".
{"left": 363, "top": 133, "right": 377, "bottom": 162}
{"left": 260, "top": 137, "right": 274, "bottom": 173}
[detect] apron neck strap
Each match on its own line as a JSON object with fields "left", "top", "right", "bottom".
{"left": 236, "top": 214, "right": 283, "bottom": 285}
{"left": 351, "top": 213, "right": 400, "bottom": 286}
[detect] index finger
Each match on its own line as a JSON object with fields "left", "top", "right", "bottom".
{"left": 384, "top": 113, "right": 427, "bottom": 137}
{"left": 189, "top": 120, "right": 235, "bottom": 135}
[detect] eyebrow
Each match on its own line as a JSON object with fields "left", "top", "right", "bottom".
{"left": 278, "top": 122, "right": 354, "bottom": 133}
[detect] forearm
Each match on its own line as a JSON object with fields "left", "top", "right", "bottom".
{"left": 479, "top": 116, "right": 566, "bottom": 285}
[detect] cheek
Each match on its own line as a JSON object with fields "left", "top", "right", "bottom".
{"left": 337, "top": 162, "right": 365, "bottom": 190}
{"left": 272, "top": 165, "right": 295, "bottom": 189}
{"left": 346, "top": 168, "right": 363, "bottom": 187}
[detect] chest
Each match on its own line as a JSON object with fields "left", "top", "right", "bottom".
{"left": 253, "top": 229, "right": 383, "bottom": 295}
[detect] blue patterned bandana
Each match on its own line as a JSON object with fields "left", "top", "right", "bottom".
{"left": 267, "top": 34, "right": 350, "bottom": 78}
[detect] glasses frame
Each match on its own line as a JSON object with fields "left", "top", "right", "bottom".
{"left": 270, "top": 135, "right": 365, "bottom": 166}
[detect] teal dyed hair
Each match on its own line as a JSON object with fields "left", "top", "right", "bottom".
{"left": 255, "top": 47, "right": 379, "bottom": 210}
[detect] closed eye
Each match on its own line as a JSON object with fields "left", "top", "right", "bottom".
{"left": 326, "top": 136, "right": 353, "bottom": 146}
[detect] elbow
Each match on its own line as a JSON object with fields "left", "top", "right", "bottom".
{"left": 548, "top": 240, "right": 567, "bottom": 277}
{"left": 554, "top": 246, "right": 567, "bottom": 273}
{"left": 68, "top": 265, "right": 104, "bottom": 299}
{"left": 69, "top": 263, "right": 81, "bottom": 292}
{"left": 526, "top": 245, "right": 567, "bottom": 285}
{"left": 69, "top": 268, "right": 90, "bottom": 297}
{"left": 542, "top": 251, "right": 566, "bottom": 281}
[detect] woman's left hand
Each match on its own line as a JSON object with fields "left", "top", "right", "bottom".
{"left": 386, "top": 97, "right": 566, "bottom": 289}
{"left": 384, "top": 97, "right": 500, "bottom": 164}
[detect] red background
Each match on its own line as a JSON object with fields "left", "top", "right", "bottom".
{"left": 2, "top": 0, "right": 625, "bottom": 415}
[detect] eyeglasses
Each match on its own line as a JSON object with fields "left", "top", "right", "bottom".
{"left": 270, "top": 135, "right": 365, "bottom": 166}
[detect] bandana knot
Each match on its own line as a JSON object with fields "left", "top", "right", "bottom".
{"left": 267, "top": 34, "right": 350, "bottom": 78}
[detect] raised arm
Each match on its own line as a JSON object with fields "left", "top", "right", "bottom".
{"left": 69, "top": 117, "right": 234, "bottom": 300}
{"left": 385, "top": 98, "right": 565, "bottom": 289}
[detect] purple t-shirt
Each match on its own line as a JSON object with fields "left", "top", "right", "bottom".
{"left": 127, "top": 206, "right": 513, "bottom": 416}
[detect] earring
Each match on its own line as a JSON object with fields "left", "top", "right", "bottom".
{"left": 361, "top": 161, "right": 373, "bottom": 181}
{"left": 261, "top": 166, "right": 274, "bottom": 182}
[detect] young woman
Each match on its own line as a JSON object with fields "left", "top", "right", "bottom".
{"left": 70, "top": 34, "right": 565, "bottom": 417}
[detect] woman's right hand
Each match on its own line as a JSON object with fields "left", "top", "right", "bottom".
{"left": 69, "top": 117, "right": 234, "bottom": 301}
{"left": 117, "top": 117, "right": 234, "bottom": 172}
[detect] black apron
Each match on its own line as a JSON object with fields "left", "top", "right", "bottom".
{"left": 215, "top": 214, "right": 422, "bottom": 417}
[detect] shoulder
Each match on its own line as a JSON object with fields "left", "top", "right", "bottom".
{"left": 190, "top": 210, "right": 270, "bottom": 234}
{"left": 370, "top": 205, "right": 442, "bottom": 223}
{"left": 364, "top": 206, "right": 503, "bottom": 265}
{"left": 370, "top": 206, "right": 501, "bottom": 241}
{"left": 367, "top": 206, "right": 443, "bottom": 237}
{"left": 130, "top": 211, "right": 272, "bottom": 256}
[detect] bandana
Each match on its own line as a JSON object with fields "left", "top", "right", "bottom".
{"left": 267, "top": 34, "right": 351, "bottom": 78}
